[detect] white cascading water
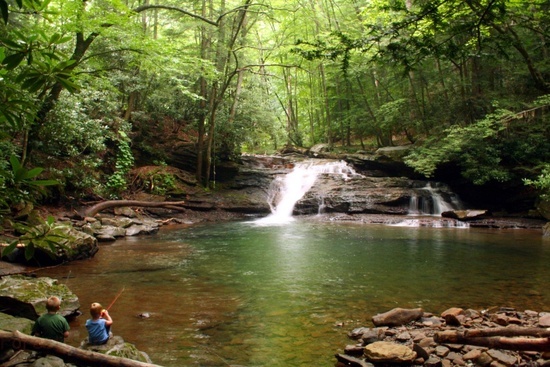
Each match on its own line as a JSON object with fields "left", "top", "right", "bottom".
{"left": 408, "top": 182, "right": 462, "bottom": 216}
{"left": 256, "top": 160, "right": 362, "bottom": 225}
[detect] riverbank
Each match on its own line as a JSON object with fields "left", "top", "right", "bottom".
{"left": 338, "top": 307, "right": 550, "bottom": 367}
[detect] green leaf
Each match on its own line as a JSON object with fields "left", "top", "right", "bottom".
{"left": 53, "top": 59, "right": 76, "bottom": 72}
{"left": 24, "top": 242, "right": 35, "bottom": 261}
{"left": 2, "top": 53, "right": 26, "bottom": 69}
{"left": 1, "top": 241, "right": 18, "bottom": 257}
{"left": 24, "top": 167, "right": 44, "bottom": 179}
{"left": 9, "top": 154, "right": 22, "bottom": 172}
{"left": 27, "top": 179, "right": 59, "bottom": 186}
{"left": 22, "top": 76, "right": 47, "bottom": 93}
{"left": 1, "top": 39, "right": 24, "bottom": 49}
{"left": 0, "top": 0, "right": 8, "bottom": 24}
{"left": 58, "top": 36, "right": 73, "bottom": 44}
{"left": 46, "top": 215, "right": 55, "bottom": 225}
{"left": 56, "top": 75, "right": 79, "bottom": 93}
{"left": 49, "top": 33, "right": 61, "bottom": 44}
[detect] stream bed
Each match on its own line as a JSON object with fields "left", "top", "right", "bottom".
{"left": 36, "top": 219, "right": 550, "bottom": 367}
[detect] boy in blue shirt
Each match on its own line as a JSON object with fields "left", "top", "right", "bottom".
{"left": 85, "top": 302, "right": 113, "bottom": 345}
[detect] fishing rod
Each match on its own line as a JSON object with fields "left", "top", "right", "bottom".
{"left": 64, "top": 270, "right": 71, "bottom": 286}
{"left": 106, "top": 287, "right": 125, "bottom": 311}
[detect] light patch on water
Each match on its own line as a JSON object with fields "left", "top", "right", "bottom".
{"left": 391, "top": 219, "right": 470, "bottom": 228}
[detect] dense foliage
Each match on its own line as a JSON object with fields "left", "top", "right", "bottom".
{"left": 0, "top": 0, "right": 549, "bottom": 219}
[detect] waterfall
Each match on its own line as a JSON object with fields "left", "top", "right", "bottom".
{"left": 408, "top": 182, "right": 463, "bottom": 216}
{"left": 256, "top": 160, "right": 361, "bottom": 224}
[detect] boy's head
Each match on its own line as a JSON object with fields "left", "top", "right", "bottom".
{"left": 90, "top": 302, "right": 104, "bottom": 318}
{"left": 46, "top": 296, "right": 61, "bottom": 312}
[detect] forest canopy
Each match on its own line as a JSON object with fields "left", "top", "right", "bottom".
{"left": 1, "top": 0, "right": 549, "bottom": 214}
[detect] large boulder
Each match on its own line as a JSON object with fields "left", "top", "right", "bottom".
{"left": 2, "top": 225, "right": 98, "bottom": 266}
{"left": 0, "top": 275, "right": 80, "bottom": 320}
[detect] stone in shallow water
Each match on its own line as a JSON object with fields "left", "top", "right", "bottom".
{"left": 372, "top": 307, "right": 423, "bottom": 327}
{"left": 364, "top": 341, "right": 417, "bottom": 363}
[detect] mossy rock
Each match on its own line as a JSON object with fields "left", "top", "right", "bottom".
{"left": 0, "top": 276, "right": 79, "bottom": 320}
{"left": 81, "top": 336, "right": 152, "bottom": 364}
{"left": 106, "top": 342, "right": 152, "bottom": 363}
{"left": 0, "top": 312, "right": 33, "bottom": 334}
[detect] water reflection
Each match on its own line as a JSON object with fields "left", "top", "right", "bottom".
{"left": 36, "top": 220, "right": 549, "bottom": 367}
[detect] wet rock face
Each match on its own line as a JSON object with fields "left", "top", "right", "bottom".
{"left": 340, "top": 307, "right": 550, "bottom": 367}
{"left": 294, "top": 172, "right": 459, "bottom": 216}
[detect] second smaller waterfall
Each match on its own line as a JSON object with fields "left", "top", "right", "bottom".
{"left": 408, "top": 182, "right": 463, "bottom": 216}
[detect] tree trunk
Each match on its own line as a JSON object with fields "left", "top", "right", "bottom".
{"left": 319, "top": 63, "right": 332, "bottom": 146}
{"left": 0, "top": 330, "right": 164, "bottom": 367}
{"left": 435, "top": 330, "right": 550, "bottom": 352}
{"left": 464, "top": 326, "right": 550, "bottom": 338}
{"left": 83, "top": 200, "right": 186, "bottom": 217}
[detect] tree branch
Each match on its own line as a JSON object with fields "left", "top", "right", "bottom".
{"left": 133, "top": 4, "right": 218, "bottom": 26}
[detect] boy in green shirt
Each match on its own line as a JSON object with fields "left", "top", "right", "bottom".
{"left": 31, "top": 296, "right": 70, "bottom": 342}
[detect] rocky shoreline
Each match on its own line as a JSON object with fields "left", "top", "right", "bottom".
{"left": 338, "top": 307, "right": 550, "bottom": 367}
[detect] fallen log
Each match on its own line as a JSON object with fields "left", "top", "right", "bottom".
{"left": 435, "top": 330, "right": 550, "bottom": 352}
{"left": 464, "top": 326, "right": 550, "bottom": 338}
{"left": 83, "top": 200, "right": 186, "bottom": 218}
{"left": 0, "top": 330, "right": 164, "bottom": 367}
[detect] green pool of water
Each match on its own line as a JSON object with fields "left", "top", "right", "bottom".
{"left": 38, "top": 219, "right": 550, "bottom": 367}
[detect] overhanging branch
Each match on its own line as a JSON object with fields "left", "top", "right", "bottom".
{"left": 133, "top": 4, "right": 218, "bottom": 26}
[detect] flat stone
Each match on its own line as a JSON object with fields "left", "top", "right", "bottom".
{"left": 364, "top": 341, "right": 416, "bottom": 363}
{"left": 344, "top": 344, "right": 364, "bottom": 355}
{"left": 435, "top": 345, "right": 450, "bottom": 357}
{"left": 32, "top": 355, "right": 66, "bottom": 367}
{"left": 396, "top": 331, "right": 411, "bottom": 341}
{"left": 425, "top": 355, "right": 442, "bottom": 367}
{"left": 463, "top": 348, "right": 482, "bottom": 360}
{"left": 487, "top": 349, "right": 518, "bottom": 366}
{"left": 447, "top": 351, "right": 465, "bottom": 366}
{"left": 539, "top": 313, "right": 550, "bottom": 327}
